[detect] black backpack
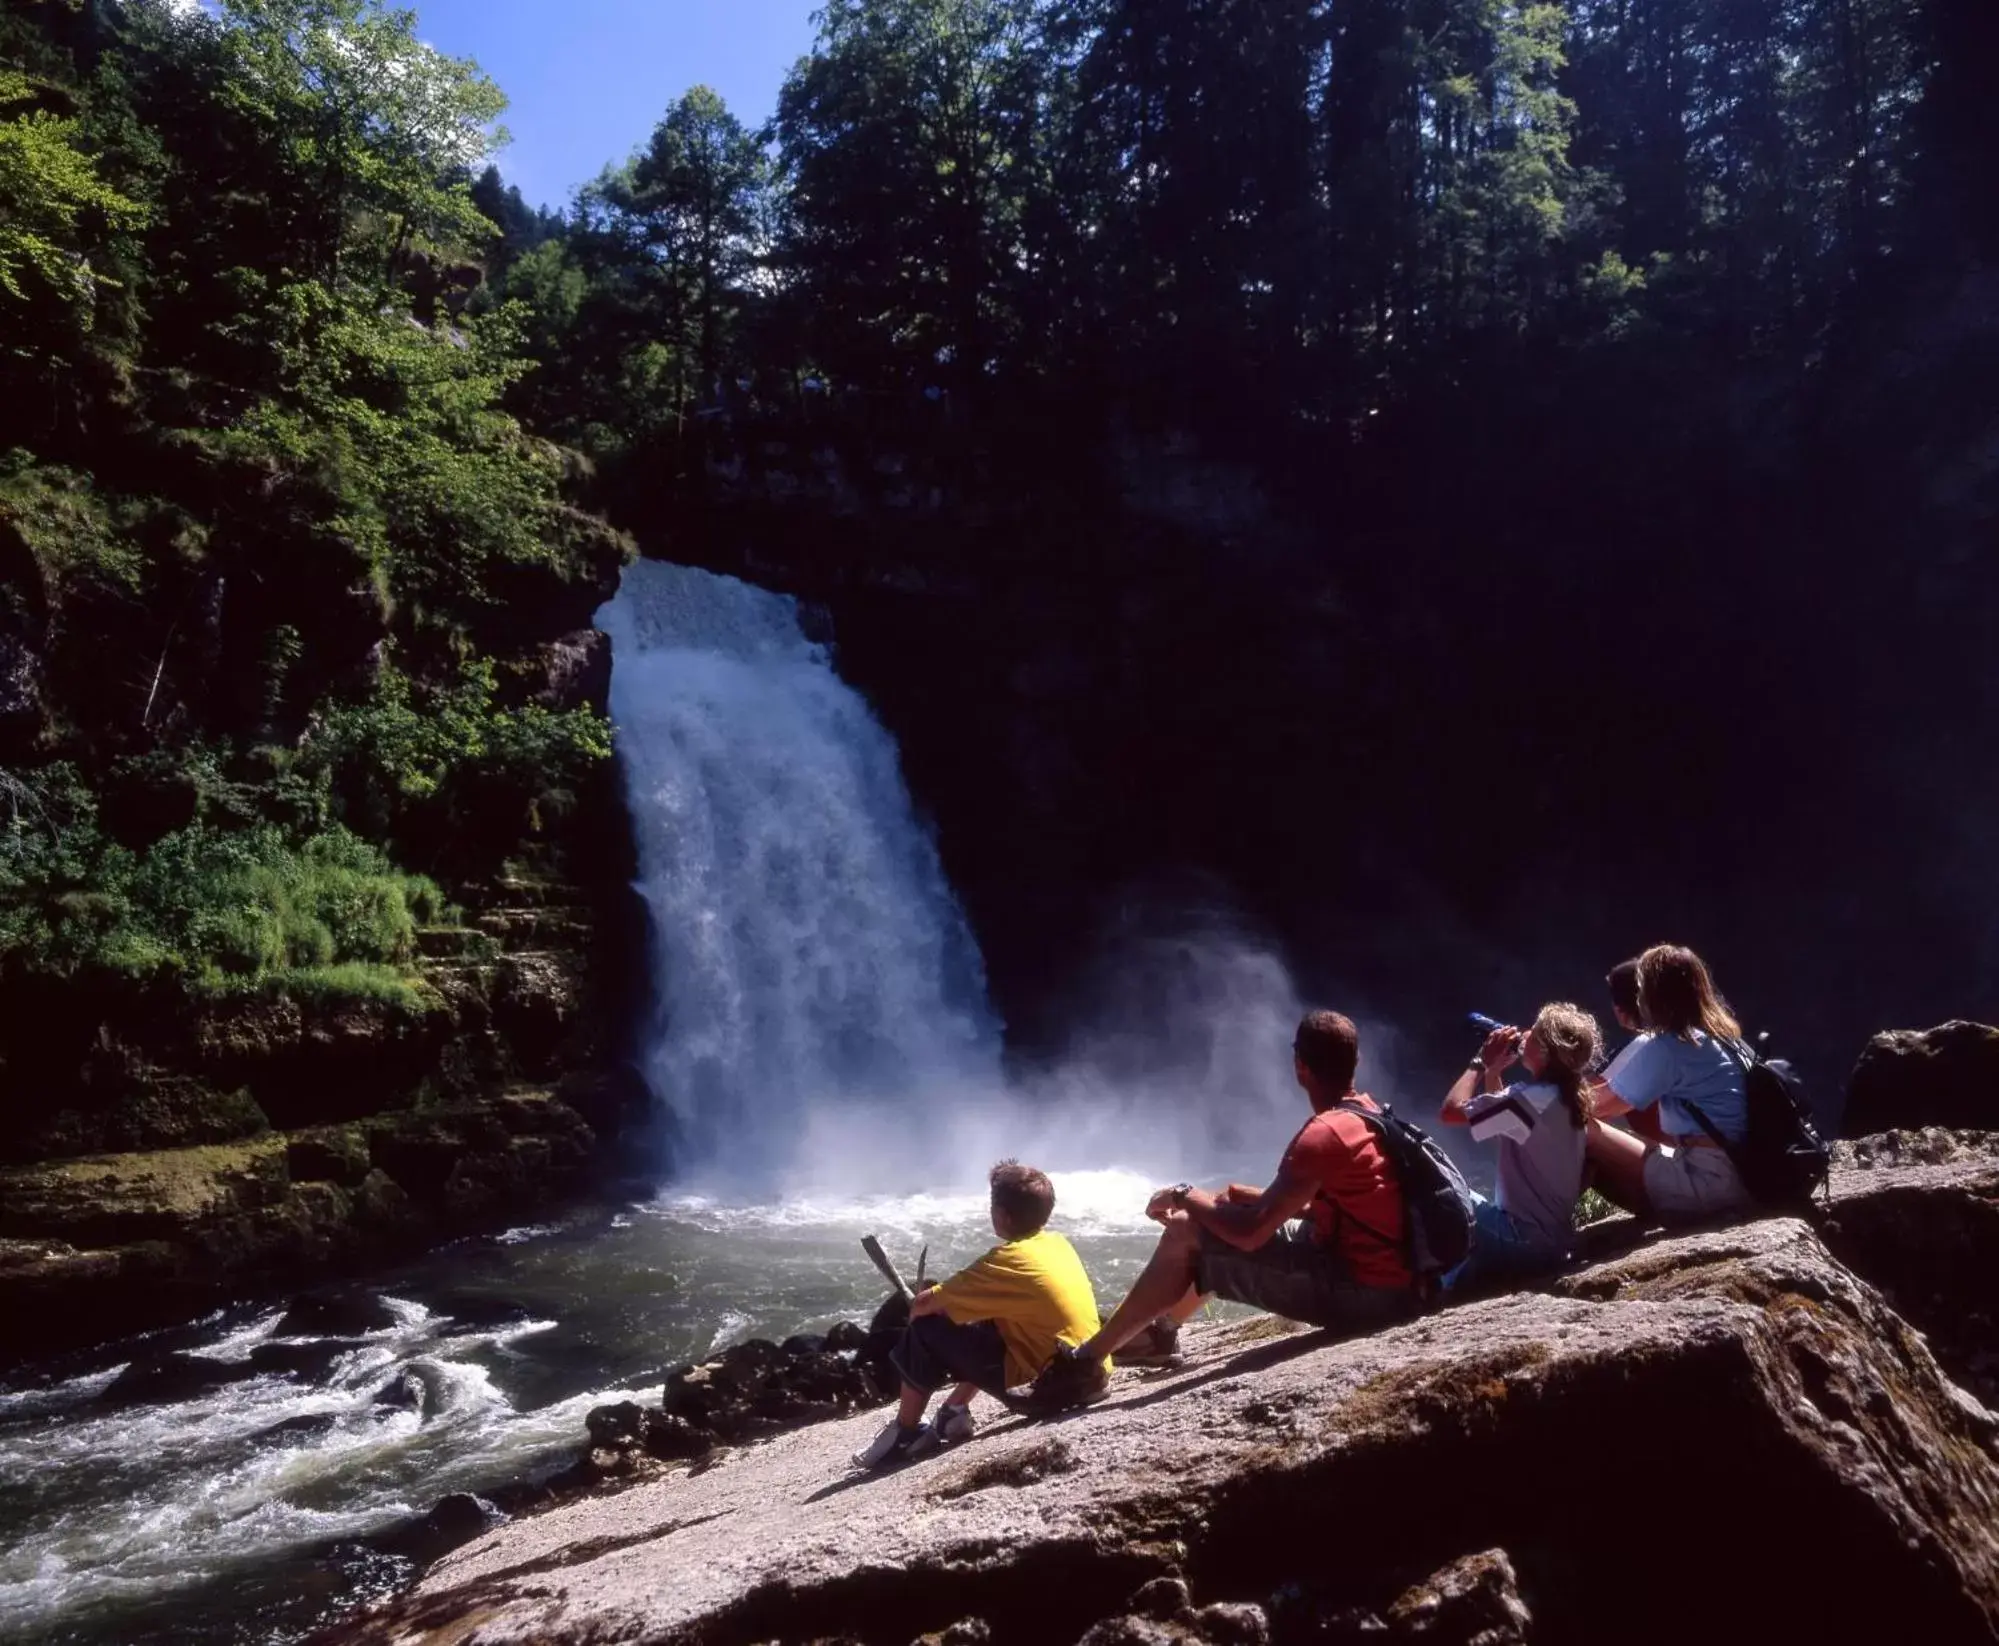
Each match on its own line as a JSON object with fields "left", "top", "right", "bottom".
{"left": 1687, "top": 1037, "right": 1831, "bottom": 1209}
{"left": 1331, "top": 1099, "right": 1478, "bottom": 1286}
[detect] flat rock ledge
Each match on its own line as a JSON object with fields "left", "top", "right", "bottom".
{"left": 323, "top": 1153, "right": 1999, "bottom": 1646}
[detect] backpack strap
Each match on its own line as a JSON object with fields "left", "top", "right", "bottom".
{"left": 1686, "top": 1033, "right": 1751, "bottom": 1165}
{"left": 1324, "top": 1099, "right": 1409, "bottom": 1257}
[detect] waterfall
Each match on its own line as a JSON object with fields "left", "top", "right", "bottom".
{"left": 596, "top": 561, "right": 1000, "bottom": 1179}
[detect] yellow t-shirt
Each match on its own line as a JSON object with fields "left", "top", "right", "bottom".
{"left": 935, "top": 1228, "right": 1105, "bottom": 1389}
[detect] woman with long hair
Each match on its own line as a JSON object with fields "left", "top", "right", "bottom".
{"left": 1440, "top": 1001, "right": 1603, "bottom": 1289}
{"left": 1583, "top": 943, "right": 1754, "bottom": 1222}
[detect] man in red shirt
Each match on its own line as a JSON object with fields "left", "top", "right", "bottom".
{"left": 1035, "top": 1010, "right": 1416, "bottom": 1406}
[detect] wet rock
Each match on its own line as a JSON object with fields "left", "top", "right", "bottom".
{"left": 430, "top": 1291, "right": 534, "bottom": 1331}
{"left": 375, "top": 1492, "right": 506, "bottom": 1566}
{"left": 585, "top": 1400, "right": 646, "bottom": 1447}
{"left": 249, "top": 1338, "right": 364, "bottom": 1379}
{"left": 104, "top": 1351, "right": 258, "bottom": 1406}
{"left": 276, "top": 1291, "right": 397, "bottom": 1338}
{"left": 1844, "top": 1020, "right": 1999, "bottom": 1136}
{"left": 714, "top": 1337, "right": 785, "bottom": 1388}
{"left": 824, "top": 1320, "right": 869, "bottom": 1353}
{"left": 1383, "top": 1550, "right": 1533, "bottom": 1643}
{"left": 254, "top": 1411, "right": 344, "bottom": 1445}
{"left": 420, "top": 1493, "right": 503, "bottom": 1552}
{"left": 662, "top": 1363, "right": 724, "bottom": 1424}
{"left": 321, "top": 1217, "right": 1999, "bottom": 1646}
{"left": 638, "top": 1412, "right": 714, "bottom": 1461}
{"left": 372, "top": 1369, "right": 428, "bottom": 1412}
{"left": 783, "top": 1332, "right": 828, "bottom": 1357}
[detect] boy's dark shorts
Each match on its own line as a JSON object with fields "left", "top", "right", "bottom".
{"left": 891, "top": 1311, "right": 1012, "bottom": 1397}
{"left": 1192, "top": 1219, "right": 1417, "bottom": 1332}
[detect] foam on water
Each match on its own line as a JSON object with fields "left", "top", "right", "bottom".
{"left": 659, "top": 1167, "right": 1162, "bottom": 1243}
{"left": 0, "top": 1295, "right": 644, "bottom": 1644}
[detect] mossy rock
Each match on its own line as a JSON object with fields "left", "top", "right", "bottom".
{"left": 0, "top": 1137, "right": 291, "bottom": 1245}
{"left": 286, "top": 1126, "right": 373, "bottom": 1187}
{"left": 12, "top": 1081, "right": 269, "bottom": 1163}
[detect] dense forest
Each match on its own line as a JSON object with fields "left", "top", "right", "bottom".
{"left": 4, "top": 0, "right": 1996, "bottom": 1103}
{"left": 0, "top": 0, "right": 622, "bottom": 1016}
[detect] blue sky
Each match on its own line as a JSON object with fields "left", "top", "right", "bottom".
{"left": 407, "top": 0, "right": 822, "bottom": 209}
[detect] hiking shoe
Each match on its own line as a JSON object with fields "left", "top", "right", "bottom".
{"left": 1118, "top": 1316, "right": 1183, "bottom": 1368}
{"left": 906, "top": 1401, "right": 973, "bottom": 1459}
{"left": 851, "top": 1419, "right": 929, "bottom": 1471}
{"left": 1025, "top": 1345, "right": 1110, "bottom": 1415}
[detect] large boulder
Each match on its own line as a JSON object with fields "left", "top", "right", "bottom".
{"left": 317, "top": 1216, "right": 1999, "bottom": 1646}
{"left": 1824, "top": 1129, "right": 1999, "bottom": 1405}
{"left": 1843, "top": 1020, "right": 1999, "bottom": 1136}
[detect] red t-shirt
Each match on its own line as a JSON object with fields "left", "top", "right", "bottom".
{"left": 1280, "top": 1094, "right": 1411, "bottom": 1290}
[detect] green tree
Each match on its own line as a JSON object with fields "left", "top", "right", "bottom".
{"left": 0, "top": 66, "right": 143, "bottom": 312}
{"left": 773, "top": 0, "right": 1056, "bottom": 398}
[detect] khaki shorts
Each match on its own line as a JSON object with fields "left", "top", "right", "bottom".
{"left": 1642, "top": 1142, "right": 1754, "bottom": 1221}
{"left": 1193, "top": 1220, "right": 1417, "bottom": 1334}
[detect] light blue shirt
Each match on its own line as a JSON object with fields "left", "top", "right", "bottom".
{"left": 1607, "top": 1031, "right": 1749, "bottom": 1144}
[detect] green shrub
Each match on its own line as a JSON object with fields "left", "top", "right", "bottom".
{"left": 1573, "top": 1187, "right": 1619, "bottom": 1229}
{"left": 0, "top": 765, "right": 449, "bottom": 997}
{"left": 301, "top": 658, "right": 610, "bottom": 877}
{"left": 0, "top": 450, "right": 146, "bottom": 597}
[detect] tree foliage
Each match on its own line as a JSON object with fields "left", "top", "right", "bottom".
{"left": 0, "top": 0, "right": 623, "bottom": 1003}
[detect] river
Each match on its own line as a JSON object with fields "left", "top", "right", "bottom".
{"left": 0, "top": 559, "right": 1432, "bottom": 1641}
{"left": 0, "top": 1173, "right": 1187, "bottom": 1644}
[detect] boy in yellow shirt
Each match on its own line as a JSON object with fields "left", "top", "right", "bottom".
{"left": 851, "top": 1161, "right": 1107, "bottom": 1470}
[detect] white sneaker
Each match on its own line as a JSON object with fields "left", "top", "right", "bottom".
{"left": 933, "top": 1402, "right": 975, "bottom": 1445}
{"left": 850, "top": 1419, "right": 927, "bottom": 1471}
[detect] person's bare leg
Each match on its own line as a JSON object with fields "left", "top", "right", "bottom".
{"left": 896, "top": 1382, "right": 931, "bottom": 1428}
{"left": 1166, "top": 1287, "right": 1207, "bottom": 1325}
{"left": 946, "top": 1380, "right": 979, "bottom": 1410}
{"left": 1586, "top": 1121, "right": 1654, "bottom": 1216}
{"left": 1078, "top": 1216, "right": 1202, "bottom": 1359}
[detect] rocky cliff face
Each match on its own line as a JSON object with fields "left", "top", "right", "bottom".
{"left": 319, "top": 1142, "right": 1999, "bottom": 1646}
{"left": 0, "top": 865, "right": 648, "bottom": 1365}
{"left": 656, "top": 429, "right": 1999, "bottom": 1099}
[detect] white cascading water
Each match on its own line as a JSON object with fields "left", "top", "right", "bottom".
{"left": 595, "top": 560, "right": 1001, "bottom": 1181}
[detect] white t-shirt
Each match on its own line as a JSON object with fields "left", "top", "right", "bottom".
{"left": 1462, "top": 1081, "right": 1587, "bottom": 1252}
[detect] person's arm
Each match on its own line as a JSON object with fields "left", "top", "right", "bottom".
{"left": 1587, "top": 1076, "right": 1634, "bottom": 1120}
{"left": 909, "top": 1284, "right": 948, "bottom": 1318}
{"left": 1147, "top": 1181, "right": 1262, "bottom": 1217}
{"left": 1173, "top": 1168, "right": 1320, "bottom": 1253}
{"left": 1592, "top": 1035, "right": 1664, "bottom": 1124}
{"left": 1442, "top": 1027, "right": 1520, "bottom": 1125}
